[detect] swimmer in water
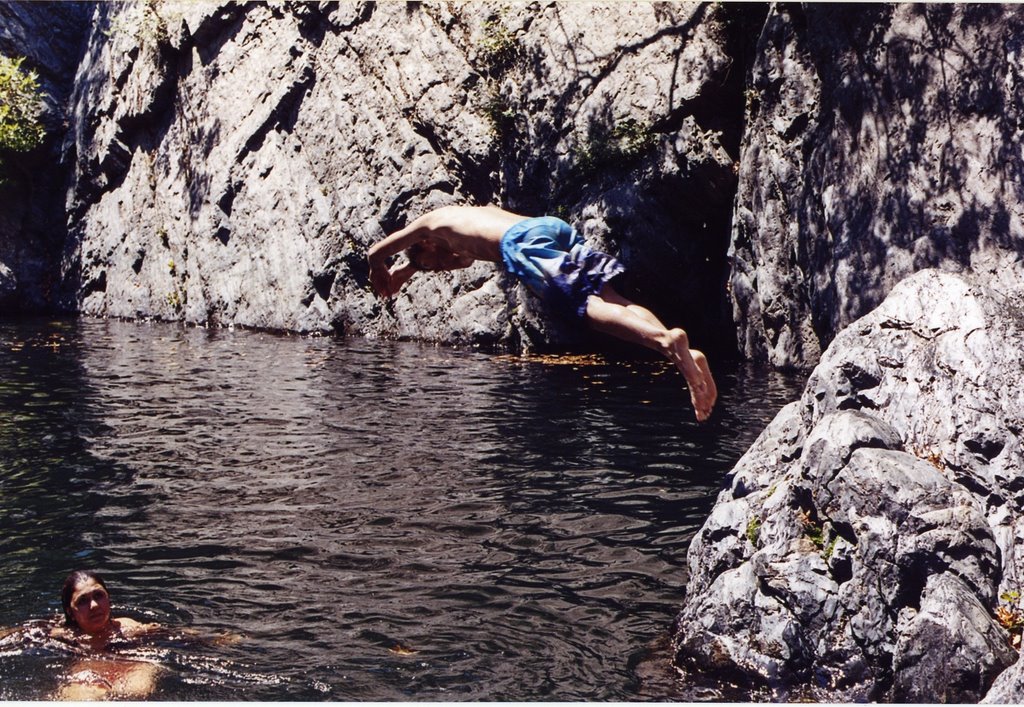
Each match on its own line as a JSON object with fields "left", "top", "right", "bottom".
{"left": 0, "top": 570, "right": 243, "bottom": 700}
{"left": 49, "top": 570, "right": 162, "bottom": 701}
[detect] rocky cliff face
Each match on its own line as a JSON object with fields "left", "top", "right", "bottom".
{"left": 673, "top": 270, "right": 1024, "bottom": 701}
{"left": 59, "top": 0, "right": 748, "bottom": 353}
{"left": 6, "top": 3, "right": 1024, "bottom": 363}
{"left": 731, "top": 4, "right": 1024, "bottom": 369}
{"left": 671, "top": 8, "right": 1024, "bottom": 699}
{"left": 0, "top": 1, "right": 90, "bottom": 310}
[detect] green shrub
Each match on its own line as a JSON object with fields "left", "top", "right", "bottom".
{"left": 609, "top": 118, "right": 657, "bottom": 158}
{"left": 575, "top": 117, "right": 657, "bottom": 174}
{"left": 745, "top": 515, "right": 761, "bottom": 546}
{"left": 998, "top": 590, "right": 1024, "bottom": 651}
{"left": 0, "top": 55, "right": 45, "bottom": 157}
{"left": 482, "top": 85, "right": 517, "bottom": 137}
{"left": 105, "top": 0, "right": 170, "bottom": 47}
{"left": 478, "top": 17, "right": 518, "bottom": 73}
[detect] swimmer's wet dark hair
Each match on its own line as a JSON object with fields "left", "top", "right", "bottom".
{"left": 61, "top": 570, "right": 107, "bottom": 626}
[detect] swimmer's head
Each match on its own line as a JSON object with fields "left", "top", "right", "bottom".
{"left": 61, "top": 570, "right": 111, "bottom": 634}
{"left": 407, "top": 240, "right": 471, "bottom": 272}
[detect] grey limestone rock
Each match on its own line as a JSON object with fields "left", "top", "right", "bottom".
{"left": 985, "top": 656, "right": 1024, "bottom": 704}
{"left": 893, "top": 572, "right": 1016, "bottom": 703}
{"left": 60, "top": 1, "right": 743, "bottom": 352}
{"left": 674, "top": 270, "right": 1024, "bottom": 701}
{"left": 7, "top": 2, "right": 1024, "bottom": 374}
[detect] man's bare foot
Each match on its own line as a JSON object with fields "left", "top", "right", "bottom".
{"left": 664, "top": 329, "right": 717, "bottom": 422}
{"left": 688, "top": 348, "right": 717, "bottom": 421}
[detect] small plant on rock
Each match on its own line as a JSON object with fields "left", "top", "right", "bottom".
{"left": 575, "top": 117, "right": 658, "bottom": 175}
{"left": 165, "top": 289, "right": 182, "bottom": 311}
{"left": 105, "top": 0, "right": 170, "bottom": 48}
{"left": 610, "top": 118, "right": 657, "bottom": 159}
{"left": 746, "top": 515, "right": 761, "bottom": 547}
{"left": 482, "top": 85, "right": 517, "bottom": 137}
{"left": 478, "top": 16, "right": 518, "bottom": 74}
{"left": 800, "top": 508, "right": 824, "bottom": 547}
{"left": 800, "top": 507, "right": 840, "bottom": 562}
{"left": 997, "top": 590, "right": 1024, "bottom": 651}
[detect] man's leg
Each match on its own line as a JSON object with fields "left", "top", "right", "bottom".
{"left": 584, "top": 285, "right": 717, "bottom": 421}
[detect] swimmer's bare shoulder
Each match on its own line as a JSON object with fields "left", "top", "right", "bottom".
{"left": 112, "top": 616, "right": 160, "bottom": 637}
{"left": 47, "top": 617, "right": 160, "bottom": 642}
{"left": 48, "top": 623, "right": 73, "bottom": 641}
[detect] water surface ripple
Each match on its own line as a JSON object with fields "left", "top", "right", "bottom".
{"left": 0, "top": 317, "right": 802, "bottom": 700}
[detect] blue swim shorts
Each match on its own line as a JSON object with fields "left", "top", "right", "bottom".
{"left": 499, "top": 216, "right": 625, "bottom": 319}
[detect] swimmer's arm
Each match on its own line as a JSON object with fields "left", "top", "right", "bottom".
{"left": 368, "top": 259, "right": 418, "bottom": 299}
{"left": 167, "top": 628, "right": 242, "bottom": 647}
{"left": 132, "top": 623, "right": 244, "bottom": 646}
{"left": 0, "top": 625, "right": 23, "bottom": 642}
{"left": 367, "top": 219, "right": 433, "bottom": 269}
{"left": 112, "top": 617, "right": 161, "bottom": 639}
{"left": 369, "top": 215, "right": 432, "bottom": 294}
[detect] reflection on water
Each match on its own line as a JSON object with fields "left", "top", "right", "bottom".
{"left": 0, "top": 317, "right": 803, "bottom": 700}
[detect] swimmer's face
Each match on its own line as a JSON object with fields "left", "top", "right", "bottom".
{"left": 69, "top": 578, "right": 111, "bottom": 635}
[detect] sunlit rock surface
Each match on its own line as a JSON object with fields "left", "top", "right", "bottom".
{"left": 61, "top": 1, "right": 745, "bottom": 351}
{"left": 674, "top": 270, "right": 1024, "bottom": 701}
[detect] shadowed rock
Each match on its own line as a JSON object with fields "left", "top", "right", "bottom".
{"left": 0, "top": 1, "right": 91, "bottom": 311}
{"left": 730, "top": 4, "right": 1024, "bottom": 369}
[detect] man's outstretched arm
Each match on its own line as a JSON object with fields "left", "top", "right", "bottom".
{"left": 367, "top": 218, "right": 433, "bottom": 297}
{"left": 367, "top": 214, "right": 437, "bottom": 268}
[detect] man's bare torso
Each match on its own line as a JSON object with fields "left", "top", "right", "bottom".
{"left": 420, "top": 205, "right": 525, "bottom": 262}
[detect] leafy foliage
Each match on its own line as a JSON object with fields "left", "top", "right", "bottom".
{"left": 482, "top": 86, "right": 516, "bottom": 137}
{"left": 998, "top": 590, "right": 1024, "bottom": 651}
{"left": 104, "top": 0, "right": 170, "bottom": 47}
{"left": 0, "top": 55, "right": 45, "bottom": 156}
{"left": 575, "top": 117, "right": 658, "bottom": 175}
{"left": 745, "top": 515, "right": 761, "bottom": 546}
{"left": 478, "top": 16, "right": 518, "bottom": 74}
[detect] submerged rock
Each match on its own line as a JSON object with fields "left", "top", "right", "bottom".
{"left": 673, "top": 269, "right": 1024, "bottom": 702}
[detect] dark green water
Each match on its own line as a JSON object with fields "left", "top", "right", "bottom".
{"left": 0, "top": 317, "right": 802, "bottom": 700}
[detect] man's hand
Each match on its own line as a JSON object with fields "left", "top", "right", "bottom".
{"left": 369, "top": 262, "right": 394, "bottom": 298}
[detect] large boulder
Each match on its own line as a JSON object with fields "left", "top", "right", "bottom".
{"left": 61, "top": 1, "right": 750, "bottom": 352}
{"left": 674, "top": 269, "right": 1024, "bottom": 701}
{"left": 730, "top": 4, "right": 1024, "bottom": 369}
